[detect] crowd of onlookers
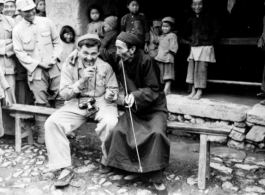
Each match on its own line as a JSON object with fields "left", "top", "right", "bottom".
{"left": 0, "top": 0, "right": 264, "bottom": 113}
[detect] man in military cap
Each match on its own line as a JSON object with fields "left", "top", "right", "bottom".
{"left": 13, "top": 0, "right": 63, "bottom": 143}
{"left": 44, "top": 34, "right": 119, "bottom": 186}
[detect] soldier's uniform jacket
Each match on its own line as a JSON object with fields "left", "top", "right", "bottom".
{"left": 13, "top": 16, "right": 62, "bottom": 82}
{"left": 60, "top": 55, "right": 119, "bottom": 101}
{"left": 0, "top": 14, "right": 16, "bottom": 75}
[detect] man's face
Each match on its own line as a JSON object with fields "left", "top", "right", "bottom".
{"left": 3, "top": 2, "right": 16, "bottom": 17}
{"left": 192, "top": 0, "right": 203, "bottom": 14}
{"left": 20, "top": 8, "right": 36, "bottom": 22}
{"left": 78, "top": 45, "right": 99, "bottom": 67}
{"left": 127, "top": 1, "right": 139, "bottom": 14}
{"left": 90, "top": 9, "right": 100, "bottom": 21}
{"left": 115, "top": 40, "right": 135, "bottom": 61}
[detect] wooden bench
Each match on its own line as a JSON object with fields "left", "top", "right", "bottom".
{"left": 167, "top": 121, "right": 231, "bottom": 190}
{"left": 2, "top": 104, "right": 57, "bottom": 152}
{"left": 2, "top": 104, "right": 231, "bottom": 190}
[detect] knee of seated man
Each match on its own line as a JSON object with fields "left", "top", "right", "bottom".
{"left": 44, "top": 115, "right": 56, "bottom": 132}
{"left": 103, "top": 115, "right": 118, "bottom": 128}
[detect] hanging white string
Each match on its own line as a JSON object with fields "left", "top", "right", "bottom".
{"left": 121, "top": 60, "right": 143, "bottom": 173}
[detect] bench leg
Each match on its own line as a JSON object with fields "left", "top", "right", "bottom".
{"left": 25, "top": 120, "right": 34, "bottom": 145}
{"left": 206, "top": 141, "right": 211, "bottom": 179}
{"left": 198, "top": 134, "right": 208, "bottom": 190}
{"left": 15, "top": 114, "right": 22, "bottom": 152}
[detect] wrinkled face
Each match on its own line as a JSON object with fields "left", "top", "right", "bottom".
{"left": 103, "top": 22, "right": 112, "bottom": 32}
{"left": 3, "top": 2, "right": 16, "bottom": 17}
{"left": 192, "top": 0, "right": 203, "bottom": 14}
{"left": 127, "top": 1, "right": 139, "bottom": 14}
{"left": 115, "top": 40, "right": 135, "bottom": 61}
{"left": 78, "top": 45, "right": 99, "bottom": 67}
{"left": 63, "top": 32, "right": 74, "bottom": 43}
{"left": 162, "top": 22, "right": 171, "bottom": 34}
{"left": 20, "top": 8, "right": 36, "bottom": 22}
{"left": 37, "top": 1, "right": 45, "bottom": 12}
{"left": 90, "top": 9, "right": 100, "bottom": 21}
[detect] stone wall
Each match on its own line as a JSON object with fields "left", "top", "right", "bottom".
{"left": 167, "top": 95, "right": 265, "bottom": 152}
{"left": 46, "top": 0, "right": 119, "bottom": 38}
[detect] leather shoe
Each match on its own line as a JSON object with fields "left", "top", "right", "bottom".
{"left": 99, "top": 164, "right": 113, "bottom": 174}
{"left": 54, "top": 168, "right": 75, "bottom": 187}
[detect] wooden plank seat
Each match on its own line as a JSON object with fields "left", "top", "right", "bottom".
{"left": 167, "top": 121, "right": 232, "bottom": 190}
{"left": 2, "top": 104, "right": 232, "bottom": 190}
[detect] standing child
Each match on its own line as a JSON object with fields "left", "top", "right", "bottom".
{"left": 185, "top": 0, "right": 220, "bottom": 100}
{"left": 86, "top": 4, "right": 104, "bottom": 39}
{"left": 100, "top": 16, "right": 119, "bottom": 54}
{"left": 60, "top": 25, "right": 76, "bottom": 63}
{"left": 121, "top": 0, "right": 150, "bottom": 51}
{"left": 155, "top": 17, "right": 178, "bottom": 95}
{"left": 148, "top": 20, "right": 161, "bottom": 58}
{"left": 35, "top": 0, "right": 46, "bottom": 17}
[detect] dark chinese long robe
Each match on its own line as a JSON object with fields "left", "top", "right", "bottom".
{"left": 100, "top": 49, "right": 170, "bottom": 173}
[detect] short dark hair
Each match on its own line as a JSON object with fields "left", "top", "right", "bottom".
{"left": 87, "top": 4, "right": 104, "bottom": 21}
{"left": 78, "top": 39, "right": 101, "bottom": 49}
{"left": 127, "top": 0, "right": 140, "bottom": 6}
{"left": 162, "top": 21, "right": 174, "bottom": 29}
{"left": 60, "top": 25, "right": 76, "bottom": 43}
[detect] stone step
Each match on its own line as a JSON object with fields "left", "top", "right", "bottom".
{"left": 247, "top": 104, "right": 265, "bottom": 126}
{"left": 167, "top": 95, "right": 251, "bottom": 122}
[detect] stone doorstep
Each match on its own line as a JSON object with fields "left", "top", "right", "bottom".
{"left": 167, "top": 95, "right": 251, "bottom": 122}
{"left": 247, "top": 104, "right": 265, "bottom": 126}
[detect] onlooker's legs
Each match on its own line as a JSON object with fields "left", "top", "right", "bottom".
{"left": 29, "top": 71, "right": 49, "bottom": 143}
{"left": 186, "top": 60, "right": 196, "bottom": 99}
{"left": 5, "top": 75, "right": 16, "bottom": 104}
{"left": 49, "top": 74, "right": 64, "bottom": 109}
{"left": 193, "top": 61, "right": 208, "bottom": 100}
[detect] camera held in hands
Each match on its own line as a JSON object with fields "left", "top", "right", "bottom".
{"left": 79, "top": 97, "right": 99, "bottom": 117}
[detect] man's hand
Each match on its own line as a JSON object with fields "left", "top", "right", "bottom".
{"left": 38, "top": 62, "right": 53, "bottom": 70}
{"left": 5, "top": 89, "right": 12, "bottom": 106}
{"left": 125, "top": 94, "right": 135, "bottom": 108}
{"left": 105, "top": 88, "right": 118, "bottom": 102}
{"left": 81, "top": 66, "right": 96, "bottom": 83}
{"left": 5, "top": 39, "right": 12, "bottom": 45}
{"left": 144, "top": 42, "right": 149, "bottom": 53}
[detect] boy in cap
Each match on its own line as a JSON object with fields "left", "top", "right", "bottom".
{"left": 45, "top": 33, "right": 119, "bottom": 185}
{"left": 148, "top": 20, "right": 161, "bottom": 58}
{"left": 13, "top": 0, "right": 63, "bottom": 143}
{"left": 121, "top": 0, "right": 150, "bottom": 52}
{"left": 155, "top": 16, "right": 178, "bottom": 95}
{"left": 100, "top": 16, "right": 119, "bottom": 54}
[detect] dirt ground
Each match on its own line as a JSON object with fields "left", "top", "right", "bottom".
{"left": 0, "top": 132, "right": 236, "bottom": 195}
